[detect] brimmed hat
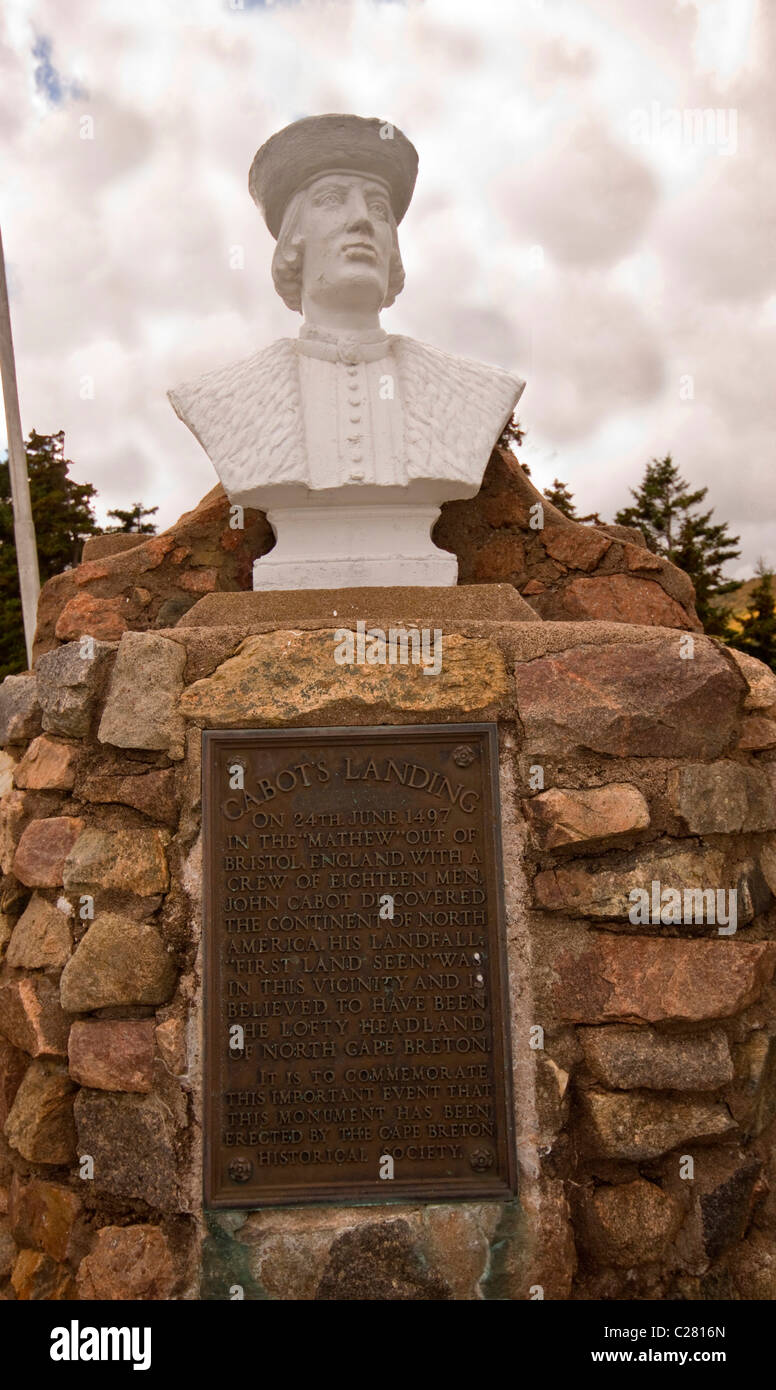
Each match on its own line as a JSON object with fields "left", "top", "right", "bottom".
{"left": 249, "top": 114, "right": 418, "bottom": 239}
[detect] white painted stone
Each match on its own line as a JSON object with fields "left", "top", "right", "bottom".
{"left": 254, "top": 498, "right": 456, "bottom": 589}
{"left": 169, "top": 115, "right": 524, "bottom": 590}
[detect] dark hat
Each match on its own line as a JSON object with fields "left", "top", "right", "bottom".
{"left": 249, "top": 114, "right": 419, "bottom": 239}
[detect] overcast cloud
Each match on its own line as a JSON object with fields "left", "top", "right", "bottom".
{"left": 1, "top": 0, "right": 773, "bottom": 577}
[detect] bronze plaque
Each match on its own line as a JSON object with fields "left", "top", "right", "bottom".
{"left": 203, "top": 724, "right": 516, "bottom": 1207}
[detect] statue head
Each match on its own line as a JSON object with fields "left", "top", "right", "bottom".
{"left": 249, "top": 114, "right": 418, "bottom": 317}
{"left": 271, "top": 173, "right": 405, "bottom": 314}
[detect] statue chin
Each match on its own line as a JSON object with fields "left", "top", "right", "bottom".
{"left": 305, "top": 270, "right": 387, "bottom": 314}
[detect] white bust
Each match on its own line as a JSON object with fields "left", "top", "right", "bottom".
{"left": 169, "top": 115, "right": 525, "bottom": 589}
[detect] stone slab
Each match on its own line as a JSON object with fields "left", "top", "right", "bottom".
{"left": 175, "top": 584, "right": 540, "bottom": 628}
{"left": 81, "top": 534, "right": 147, "bottom": 562}
{"left": 98, "top": 631, "right": 186, "bottom": 758}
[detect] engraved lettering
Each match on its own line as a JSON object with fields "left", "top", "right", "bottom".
{"left": 204, "top": 728, "right": 514, "bottom": 1205}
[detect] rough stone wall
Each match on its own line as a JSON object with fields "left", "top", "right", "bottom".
{"left": 435, "top": 447, "right": 701, "bottom": 631}
{"left": 0, "top": 611, "right": 774, "bottom": 1300}
{"left": 31, "top": 446, "right": 700, "bottom": 665}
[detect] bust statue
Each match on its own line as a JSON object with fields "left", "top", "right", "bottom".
{"left": 169, "top": 114, "right": 525, "bottom": 588}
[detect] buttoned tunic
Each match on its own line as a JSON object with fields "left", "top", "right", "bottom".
{"left": 296, "top": 326, "right": 406, "bottom": 489}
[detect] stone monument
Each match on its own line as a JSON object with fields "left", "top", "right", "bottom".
{"left": 1, "top": 112, "right": 774, "bottom": 1309}
{"left": 168, "top": 114, "right": 524, "bottom": 589}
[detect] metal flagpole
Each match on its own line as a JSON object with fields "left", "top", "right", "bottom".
{"left": 0, "top": 223, "right": 40, "bottom": 668}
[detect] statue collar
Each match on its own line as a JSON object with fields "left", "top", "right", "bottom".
{"left": 297, "top": 323, "right": 392, "bottom": 364}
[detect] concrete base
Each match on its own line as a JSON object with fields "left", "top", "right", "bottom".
{"left": 177, "top": 583, "right": 541, "bottom": 628}
{"left": 254, "top": 504, "right": 457, "bottom": 590}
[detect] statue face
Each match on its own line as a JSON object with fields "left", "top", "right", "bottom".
{"left": 297, "top": 173, "right": 395, "bottom": 312}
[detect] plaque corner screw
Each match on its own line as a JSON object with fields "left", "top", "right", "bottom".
{"left": 453, "top": 744, "right": 476, "bottom": 767}
{"left": 228, "top": 1156, "right": 254, "bottom": 1184}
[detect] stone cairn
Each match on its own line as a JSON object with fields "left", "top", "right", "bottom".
{"left": 0, "top": 446, "right": 775, "bottom": 1301}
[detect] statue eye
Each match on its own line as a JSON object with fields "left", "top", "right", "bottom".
{"left": 317, "top": 190, "right": 343, "bottom": 205}
{"left": 370, "top": 202, "right": 389, "bottom": 219}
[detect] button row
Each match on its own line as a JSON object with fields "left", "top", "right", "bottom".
{"left": 345, "top": 364, "right": 364, "bottom": 478}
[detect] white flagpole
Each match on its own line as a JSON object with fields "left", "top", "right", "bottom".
{"left": 0, "top": 224, "right": 40, "bottom": 668}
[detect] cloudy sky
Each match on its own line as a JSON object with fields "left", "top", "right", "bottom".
{"left": 1, "top": 0, "right": 773, "bottom": 577}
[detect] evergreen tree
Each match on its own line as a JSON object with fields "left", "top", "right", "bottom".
{"left": 497, "top": 416, "right": 525, "bottom": 451}
{"left": 106, "top": 502, "right": 158, "bottom": 534}
{"left": 615, "top": 454, "right": 740, "bottom": 634}
{"left": 543, "top": 479, "right": 577, "bottom": 518}
{"left": 730, "top": 563, "right": 776, "bottom": 671}
{"left": 671, "top": 511, "right": 742, "bottom": 637}
{"left": 0, "top": 429, "right": 99, "bottom": 677}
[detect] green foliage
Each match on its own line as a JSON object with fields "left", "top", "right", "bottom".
{"left": 729, "top": 563, "right": 776, "bottom": 672}
{"left": 0, "top": 430, "right": 99, "bottom": 677}
{"left": 616, "top": 454, "right": 704, "bottom": 550}
{"left": 543, "top": 479, "right": 577, "bottom": 519}
{"left": 615, "top": 454, "right": 741, "bottom": 635}
{"left": 670, "top": 514, "right": 742, "bottom": 638}
{"left": 497, "top": 415, "right": 525, "bottom": 451}
{"left": 106, "top": 501, "right": 158, "bottom": 534}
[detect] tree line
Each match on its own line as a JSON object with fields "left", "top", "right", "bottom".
{"left": 0, "top": 430, "right": 157, "bottom": 677}
{"left": 542, "top": 456, "right": 774, "bottom": 668}
{"left": 1, "top": 429, "right": 774, "bottom": 676}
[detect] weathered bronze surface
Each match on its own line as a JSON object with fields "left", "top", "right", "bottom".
{"left": 203, "top": 724, "right": 516, "bottom": 1207}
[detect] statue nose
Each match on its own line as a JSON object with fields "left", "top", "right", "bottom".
{"left": 344, "top": 193, "right": 374, "bottom": 229}
{"left": 346, "top": 213, "right": 374, "bottom": 233}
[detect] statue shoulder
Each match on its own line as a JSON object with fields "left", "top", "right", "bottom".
{"left": 392, "top": 335, "right": 525, "bottom": 485}
{"left": 167, "top": 339, "right": 296, "bottom": 429}
{"left": 167, "top": 339, "right": 305, "bottom": 494}
{"left": 392, "top": 334, "right": 525, "bottom": 409}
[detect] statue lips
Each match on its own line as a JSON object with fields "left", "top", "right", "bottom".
{"left": 341, "top": 239, "right": 379, "bottom": 262}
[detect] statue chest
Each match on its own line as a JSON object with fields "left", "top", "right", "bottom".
{"left": 296, "top": 349, "right": 407, "bottom": 489}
